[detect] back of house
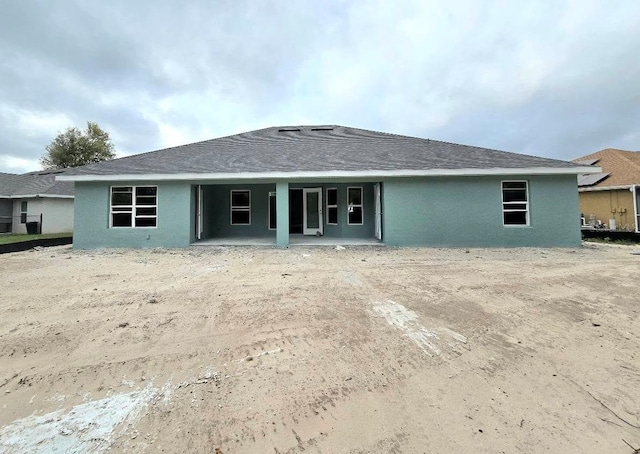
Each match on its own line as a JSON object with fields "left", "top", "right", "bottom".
{"left": 58, "top": 125, "right": 595, "bottom": 249}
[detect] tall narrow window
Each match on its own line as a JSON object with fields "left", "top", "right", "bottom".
{"left": 347, "top": 187, "right": 363, "bottom": 225}
{"left": 230, "top": 190, "right": 251, "bottom": 225}
{"left": 502, "top": 181, "right": 529, "bottom": 226}
{"left": 268, "top": 192, "right": 277, "bottom": 230}
{"left": 326, "top": 188, "right": 338, "bottom": 225}
{"left": 110, "top": 186, "right": 157, "bottom": 228}
{"left": 20, "top": 201, "right": 27, "bottom": 224}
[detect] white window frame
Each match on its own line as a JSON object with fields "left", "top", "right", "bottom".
{"left": 230, "top": 189, "right": 251, "bottom": 225}
{"left": 326, "top": 188, "right": 338, "bottom": 225}
{"left": 501, "top": 180, "right": 529, "bottom": 227}
{"left": 268, "top": 191, "right": 276, "bottom": 230}
{"left": 109, "top": 186, "right": 158, "bottom": 228}
{"left": 347, "top": 186, "right": 364, "bottom": 225}
{"left": 20, "top": 201, "right": 28, "bottom": 224}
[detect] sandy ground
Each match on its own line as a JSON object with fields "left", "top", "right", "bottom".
{"left": 0, "top": 242, "right": 639, "bottom": 453}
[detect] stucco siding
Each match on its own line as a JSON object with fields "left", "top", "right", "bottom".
{"left": 39, "top": 199, "right": 74, "bottom": 234}
{"left": 73, "top": 181, "right": 192, "bottom": 249}
{"left": 12, "top": 198, "right": 43, "bottom": 234}
{"left": 73, "top": 175, "right": 581, "bottom": 249}
{"left": 578, "top": 189, "right": 636, "bottom": 231}
{"left": 203, "top": 184, "right": 276, "bottom": 239}
{"left": 383, "top": 175, "right": 581, "bottom": 247}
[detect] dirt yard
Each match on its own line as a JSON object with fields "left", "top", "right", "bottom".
{"left": 0, "top": 243, "right": 639, "bottom": 453}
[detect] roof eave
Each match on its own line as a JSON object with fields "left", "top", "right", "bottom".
{"left": 578, "top": 184, "right": 636, "bottom": 192}
{"left": 57, "top": 166, "right": 599, "bottom": 182}
{"left": 8, "top": 194, "right": 75, "bottom": 199}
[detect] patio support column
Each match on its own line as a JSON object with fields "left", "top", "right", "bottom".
{"left": 276, "top": 181, "right": 289, "bottom": 247}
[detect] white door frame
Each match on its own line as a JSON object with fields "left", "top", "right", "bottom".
{"left": 374, "top": 183, "right": 382, "bottom": 240}
{"left": 303, "top": 187, "right": 323, "bottom": 235}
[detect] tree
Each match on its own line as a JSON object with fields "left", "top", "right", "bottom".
{"left": 40, "top": 122, "right": 116, "bottom": 169}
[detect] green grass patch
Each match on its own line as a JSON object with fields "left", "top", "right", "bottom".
{"left": 0, "top": 232, "right": 72, "bottom": 245}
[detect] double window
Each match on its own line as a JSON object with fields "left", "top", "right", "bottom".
{"left": 347, "top": 187, "right": 363, "bottom": 225}
{"left": 230, "top": 190, "right": 251, "bottom": 225}
{"left": 110, "top": 186, "right": 157, "bottom": 228}
{"left": 502, "top": 181, "right": 529, "bottom": 226}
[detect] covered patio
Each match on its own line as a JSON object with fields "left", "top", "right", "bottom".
{"left": 193, "top": 181, "right": 383, "bottom": 247}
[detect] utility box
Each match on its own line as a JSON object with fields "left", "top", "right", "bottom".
{"left": 26, "top": 222, "right": 40, "bottom": 234}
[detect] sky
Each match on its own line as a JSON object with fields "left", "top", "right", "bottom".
{"left": 0, "top": 0, "right": 639, "bottom": 174}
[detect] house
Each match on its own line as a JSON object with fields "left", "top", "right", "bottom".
{"left": 0, "top": 170, "right": 75, "bottom": 234}
{"left": 57, "top": 125, "right": 594, "bottom": 249}
{"left": 573, "top": 148, "right": 640, "bottom": 232}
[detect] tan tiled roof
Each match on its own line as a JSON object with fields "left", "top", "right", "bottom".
{"left": 573, "top": 148, "right": 640, "bottom": 187}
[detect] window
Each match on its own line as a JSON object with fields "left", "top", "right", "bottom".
{"left": 20, "top": 201, "right": 27, "bottom": 224}
{"left": 502, "top": 181, "right": 529, "bottom": 226}
{"left": 110, "top": 186, "right": 157, "bottom": 228}
{"left": 347, "top": 187, "right": 363, "bottom": 225}
{"left": 230, "top": 190, "right": 251, "bottom": 225}
{"left": 326, "top": 188, "right": 338, "bottom": 225}
{"left": 268, "top": 192, "right": 277, "bottom": 230}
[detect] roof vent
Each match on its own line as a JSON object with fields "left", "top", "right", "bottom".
{"left": 41, "top": 170, "right": 64, "bottom": 175}
{"left": 575, "top": 158, "right": 600, "bottom": 166}
{"left": 278, "top": 128, "right": 301, "bottom": 132}
{"left": 310, "top": 127, "right": 334, "bottom": 131}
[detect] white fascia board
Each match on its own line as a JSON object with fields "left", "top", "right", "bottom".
{"left": 57, "top": 166, "right": 599, "bottom": 182}
{"left": 578, "top": 185, "right": 633, "bottom": 192}
{"left": 9, "top": 194, "right": 74, "bottom": 199}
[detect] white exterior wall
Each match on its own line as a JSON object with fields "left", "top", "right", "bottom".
{"left": 40, "top": 198, "right": 74, "bottom": 233}
{"left": 12, "top": 198, "right": 42, "bottom": 234}
{"left": 11, "top": 198, "right": 73, "bottom": 234}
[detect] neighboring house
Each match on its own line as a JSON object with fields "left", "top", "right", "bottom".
{"left": 573, "top": 148, "right": 640, "bottom": 232}
{"left": 58, "top": 125, "right": 594, "bottom": 249}
{"left": 0, "top": 170, "right": 75, "bottom": 234}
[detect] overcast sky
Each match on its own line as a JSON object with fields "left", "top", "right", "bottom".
{"left": 0, "top": 0, "right": 639, "bottom": 174}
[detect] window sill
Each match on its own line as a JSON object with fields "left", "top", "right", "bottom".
{"left": 110, "top": 226, "right": 158, "bottom": 229}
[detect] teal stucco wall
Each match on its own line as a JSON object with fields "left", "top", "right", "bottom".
{"left": 73, "top": 181, "right": 193, "bottom": 249}
{"left": 73, "top": 175, "right": 580, "bottom": 249}
{"left": 382, "top": 175, "right": 581, "bottom": 247}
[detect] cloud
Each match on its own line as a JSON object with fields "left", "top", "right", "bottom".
{"left": 0, "top": 0, "right": 639, "bottom": 173}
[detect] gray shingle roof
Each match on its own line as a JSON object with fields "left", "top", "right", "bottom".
{"left": 0, "top": 170, "right": 74, "bottom": 197}
{"left": 64, "top": 125, "right": 585, "bottom": 177}
{"left": 0, "top": 172, "right": 21, "bottom": 196}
